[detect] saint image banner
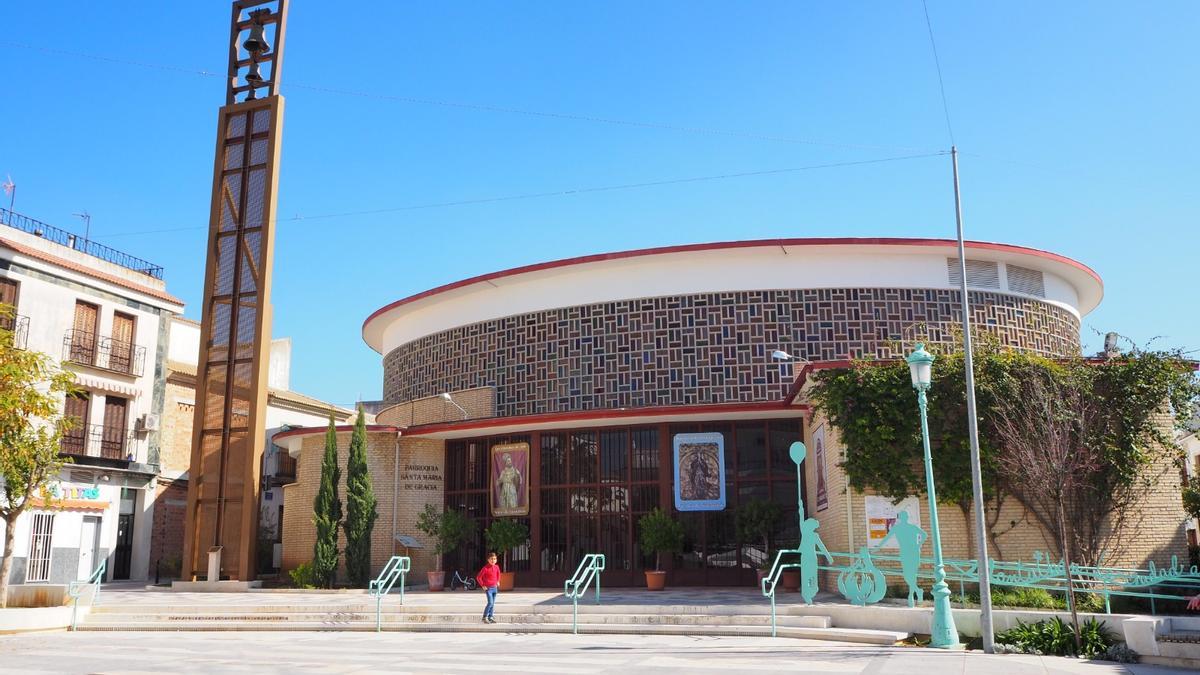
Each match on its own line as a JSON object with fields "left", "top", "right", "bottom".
{"left": 673, "top": 432, "right": 726, "bottom": 511}
{"left": 813, "top": 423, "right": 829, "bottom": 512}
{"left": 491, "top": 442, "right": 530, "bottom": 517}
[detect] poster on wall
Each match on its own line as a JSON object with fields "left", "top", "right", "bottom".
{"left": 864, "top": 495, "right": 921, "bottom": 549}
{"left": 673, "top": 432, "right": 726, "bottom": 511}
{"left": 491, "top": 442, "right": 530, "bottom": 517}
{"left": 813, "top": 424, "right": 829, "bottom": 512}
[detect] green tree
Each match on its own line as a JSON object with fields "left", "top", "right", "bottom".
{"left": 484, "top": 518, "right": 528, "bottom": 569}
{"left": 638, "top": 508, "right": 685, "bottom": 571}
{"left": 344, "top": 407, "right": 377, "bottom": 587}
{"left": 416, "top": 504, "right": 471, "bottom": 572}
{"left": 311, "top": 415, "right": 342, "bottom": 588}
{"left": 0, "top": 304, "right": 76, "bottom": 607}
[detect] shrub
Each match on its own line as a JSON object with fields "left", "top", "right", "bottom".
{"left": 484, "top": 518, "right": 528, "bottom": 569}
{"left": 416, "top": 504, "right": 472, "bottom": 571}
{"left": 996, "top": 617, "right": 1115, "bottom": 657}
{"left": 289, "top": 561, "right": 318, "bottom": 589}
{"left": 1100, "top": 642, "right": 1139, "bottom": 664}
{"left": 638, "top": 508, "right": 685, "bottom": 571}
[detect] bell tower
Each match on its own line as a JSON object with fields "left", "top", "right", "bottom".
{"left": 181, "top": 0, "right": 288, "bottom": 582}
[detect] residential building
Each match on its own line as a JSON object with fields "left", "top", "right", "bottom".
{"left": 0, "top": 208, "right": 182, "bottom": 584}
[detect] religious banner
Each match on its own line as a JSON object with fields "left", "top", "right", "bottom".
{"left": 813, "top": 423, "right": 829, "bottom": 512}
{"left": 673, "top": 432, "right": 726, "bottom": 511}
{"left": 491, "top": 442, "right": 530, "bottom": 517}
{"left": 864, "top": 495, "right": 921, "bottom": 550}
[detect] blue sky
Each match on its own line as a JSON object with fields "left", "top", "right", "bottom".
{"left": 3, "top": 2, "right": 1197, "bottom": 405}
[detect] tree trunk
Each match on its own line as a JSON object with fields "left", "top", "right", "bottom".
{"left": 1057, "top": 500, "right": 1083, "bottom": 655}
{"left": 0, "top": 511, "right": 19, "bottom": 609}
{"left": 959, "top": 502, "right": 973, "bottom": 560}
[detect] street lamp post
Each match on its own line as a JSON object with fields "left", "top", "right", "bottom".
{"left": 906, "top": 343, "right": 960, "bottom": 649}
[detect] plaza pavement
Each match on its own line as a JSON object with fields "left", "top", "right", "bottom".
{"left": 0, "top": 630, "right": 1187, "bottom": 674}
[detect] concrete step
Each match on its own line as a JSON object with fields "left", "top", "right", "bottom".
{"left": 82, "top": 612, "right": 832, "bottom": 628}
{"left": 75, "top": 620, "right": 907, "bottom": 644}
{"left": 88, "top": 603, "right": 803, "bottom": 616}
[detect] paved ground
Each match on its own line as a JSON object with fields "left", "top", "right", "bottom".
{"left": 0, "top": 631, "right": 1186, "bottom": 674}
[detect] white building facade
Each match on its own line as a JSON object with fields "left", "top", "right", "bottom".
{"left": 0, "top": 209, "right": 183, "bottom": 584}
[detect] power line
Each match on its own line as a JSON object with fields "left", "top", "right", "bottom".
{"left": 2, "top": 40, "right": 935, "bottom": 153}
{"left": 97, "top": 152, "right": 947, "bottom": 238}
{"left": 920, "top": 0, "right": 956, "bottom": 145}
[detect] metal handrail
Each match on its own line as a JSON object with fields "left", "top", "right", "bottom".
{"left": 760, "top": 548, "right": 803, "bottom": 637}
{"left": 563, "top": 553, "right": 606, "bottom": 635}
{"left": 368, "top": 555, "right": 411, "bottom": 632}
{"left": 1, "top": 207, "right": 164, "bottom": 279}
{"left": 68, "top": 558, "right": 107, "bottom": 631}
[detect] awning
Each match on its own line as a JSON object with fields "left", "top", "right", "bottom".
{"left": 72, "top": 375, "right": 141, "bottom": 398}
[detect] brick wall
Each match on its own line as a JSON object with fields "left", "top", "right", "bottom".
{"left": 148, "top": 477, "right": 188, "bottom": 578}
{"left": 376, "top": 387, "right": 495, "bottom": 427}
{"left": 281, "top": 430, "right": 445, "bottom": 583}
{"left": 160, "top": 378, "right": 195, "bottom": 476}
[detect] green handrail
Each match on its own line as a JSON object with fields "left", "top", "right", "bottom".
{"left": 368, "top": 555, "right": 411, "bottom": 632}
{"left": 760, "top": 549, "right": 802, "bottom": 637}
{"left": 68, "top": 558, "right": 107, "bottom": 631}
{"left": 563, "top": 553, "right": 605, "bottom": 635}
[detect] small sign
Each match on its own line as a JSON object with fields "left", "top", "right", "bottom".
{"left": 813, "top": 425, "right": 829, "bottom": 513}
{"left": 865, "top": 495, "right": 921, "bottom": 549}
{"left": 673, "top": 432, "right": 726, "bottom": 511}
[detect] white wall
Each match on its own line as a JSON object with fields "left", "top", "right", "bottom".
{"left": 369, "top": 242, "right": 1101, "bottom": 354}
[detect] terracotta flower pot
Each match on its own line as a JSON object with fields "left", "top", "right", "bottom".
{"left": 498, "top": 571, "right": 515, "bottom": 592}
{"left": 645, "top": 570, "right": 667, "bottom": 591}
{"left": 427, "top": 570, "right": 445, "bottom": 592}
{"left": 781, "top": 569, "right": 800, "bottom": 593}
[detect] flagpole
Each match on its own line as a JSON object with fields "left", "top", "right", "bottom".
{"left": 952, "top": 146, "right": 995, "bottom": 653}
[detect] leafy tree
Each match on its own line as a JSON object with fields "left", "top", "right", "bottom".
{"left": 638, "top": 508, "right": 685, "bottom": 571}
{"left": 311, "top": 415, "right": 342, "bottom": 588}
{"left": 484, "top": 518, "right": 528, "bottom": 569}
{"left": 0, "top": 303, "right": 76, "bottom": 607}
{"left": 344, "top": 407, "right": 377, "bottom": 587}
{"left": 735, "top": 499, "right": 782, "bottom": 569}
{"left": 808, "top": 334, "right": 1199, "bottom": 568}
{"left": 416, "top": 504, "right": 471, "bottom": 572}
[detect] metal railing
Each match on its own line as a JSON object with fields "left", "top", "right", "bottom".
{"left": 760, "top": 549, "right": 803, "bottom": 637}
{"left": 0, "top": 314, "right": 28, "bottom": 349}
{"left": 368, "top": 555, "right": 411, "bottom": 632}
{"left": 63, "top": 329, "right": 146, "bottom": 377}
{"left": 61, "top": 423, "right": 137, "bottom": 462}
{"left": 68, "top": 558, "right": 107, "bottom": 631}
{"left": 563, "top": 553, "right": 605, "bottom": 635}
{"left": 1, "top": 208, "right": 164, "bottom": 279}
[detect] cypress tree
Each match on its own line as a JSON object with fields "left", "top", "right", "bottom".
{"left": 344, "top": 406, "right": 378, "bottom": 586}
{"left": 312, "top": 414, "right": 342, "bottom": 588}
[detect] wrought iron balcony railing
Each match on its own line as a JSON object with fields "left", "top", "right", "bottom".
{"left": 0, "top": 314, "right": 29, "bottom": 350}
{"left": 60, "top": 423, "right": 137, "bottom": 462}
{"left": 63, "top": 329, "right": 146, "bottom": 377}
{"left": 1, "top": 207, "right": 164, "bottom": 280}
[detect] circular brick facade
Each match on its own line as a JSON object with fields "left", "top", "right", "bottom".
{"left": 383, "top": 287, "right": 1081, "bottom": 417}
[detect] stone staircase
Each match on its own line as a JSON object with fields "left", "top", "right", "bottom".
{"left": 78, "top": 601, "right": 910, "bottom": 644}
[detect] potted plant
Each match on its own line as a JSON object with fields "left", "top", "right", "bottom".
{"left": 416, "top": 504, "right": 471, "bottom": 592}
{"left": 484, "top": 518, "right": 528, "bottom": 591}
{"left": 638, "top": 508, "right": 684, "bottom": 591}
{"left": 735, "top": 499, "right": 782, "bottom": 587}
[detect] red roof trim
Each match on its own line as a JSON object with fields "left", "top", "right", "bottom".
{"left": 783, "top": 360, "right": 855, "bottom": 405}
{"left": 403, "top": 401, "right": 806, "bottom": 437}
{"left": 272, "top": 424, "right": 401, "bottom": 443}
{"left": 362, "top": 237, "right": 1102, "bottom": 337}
{"left": 0, "top": 236, "right": 184, "bottom": 306}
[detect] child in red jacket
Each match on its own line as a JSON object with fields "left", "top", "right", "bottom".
{"left": 476, "top": 551, "right": 501, "bottom": 623}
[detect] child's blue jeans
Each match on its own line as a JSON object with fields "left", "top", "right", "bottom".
{"left": 484, "top": 586, "right": 498, "bottom": 618}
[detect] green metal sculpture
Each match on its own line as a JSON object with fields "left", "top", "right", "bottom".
{"left": 837, "top": 546, "right": 887, "bottom": 606}
{"left": 872, "top": 510, "right": 927, "bottom": 607}
{"left": 798, "top": 517, "right": 833, "bottom": 605}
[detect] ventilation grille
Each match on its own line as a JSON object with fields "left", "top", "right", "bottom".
{"left": 69, "top": 469, "right": 96, "bottom": 484}
{"left": 946, "top": 258, "right": 1001, "bottom": 289}
{"left": 1007, "top": 264, "right": 1046, "bottom": 297}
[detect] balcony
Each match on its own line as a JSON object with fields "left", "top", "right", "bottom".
{"left": 0, "top": 313, "right": 29, "bottom": 350}
{"left": 63, "top": 329, "right": 146, "bottom": 377}
{"left": 1, "top": 207, "right": 164, "bottom": 279}
{"left": 61, "top": 423, "right": 136, "bottom": 462}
